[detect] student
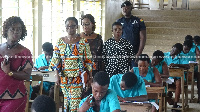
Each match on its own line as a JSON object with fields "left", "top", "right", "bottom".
{"left": 31, "top": 95, "right": 56, "bottom": 112}
{"left": 152, "top": 50, "right": 169, "bottom": 78}
{"left": 164, "top": 43, "right": 189, "bottom": 110}
{"left": 164, "top": 43, "right": 189, "bottom": 69}
{"left": 109, "top": 72, "right": 148, "bottom": 102}
{"left": 102, "top": 22, "right": 134, "bottom": 77}
{"left": 180, "top": 40, "right": 196, "bottom": 64}
{"left": 130, "top": 54, "right": 162, "bottom": 112}
{"left": 190, "top": 35, "right": 200, "bottom": 53}
{"left": 79, "top": 71, "right": 121, "bottom": 112}
{"left": 31, "top": 42, "right": 55, "bottom": 100}
{"left": 130, "top": 54, "right": 162, "bottom": 87}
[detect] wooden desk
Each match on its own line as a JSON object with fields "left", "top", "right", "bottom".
{"left": 146, "top": 87, "right": 166, "bottom": 112}
{"left": 120, "top": 103, "right": 152, "bottom": 112}
{"left": 168, "top": 68, "right": 188, "bottom": 112}
{"left": 31, "top": 71, "right": 60, "bottom": 112}
{"left": 188, "top": 63, "right": 195, "bottom": 102}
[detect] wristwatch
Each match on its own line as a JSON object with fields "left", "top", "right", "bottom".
{"left": 8, "top": 71, "right": 13, "bottom": 76}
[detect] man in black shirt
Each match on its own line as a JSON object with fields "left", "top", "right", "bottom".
{"left": 117, "top": 1, "right": 146, "bottom": 67}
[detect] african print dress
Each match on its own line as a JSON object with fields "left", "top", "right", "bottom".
{"left": 50, "top": 37, "right": 93, "bottom": 112}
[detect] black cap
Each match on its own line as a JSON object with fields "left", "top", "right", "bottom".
{"left": 121, "top": 1, "right": 132, "bottom": 8}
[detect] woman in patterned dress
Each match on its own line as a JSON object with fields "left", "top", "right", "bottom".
{"left": 49, "top": 17, "right": 94, "bottom": 112}
{"left": 80, "top": 14, "right": 103, "bottom": 76}
{"left": 0, "top": 16, "right": 33, "bottom": 112}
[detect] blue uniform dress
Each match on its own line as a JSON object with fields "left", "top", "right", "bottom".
{"left": 79, "top": 89, "right": 121, "bottom": 112}
{"left": 180, "top": 51, "right": 198, "bottom": 72}
{"left": 164, "top": 52, "right": 188, "bottom": 79}
{"left": 133, "top": 67, "right": 156, "bottom": 102}
{"left": 117, "top": 15, "right": 146, "bottom": 67}
{"left": 133, "top": 67, "right": 155, "bottom": 83}
{"left": 155, "top": 60, "right": 165, "bottom": 74}
{"left": 34, "top": 54, "right": 54, "bottom": 93}
{"left": 109, "top": 74, "right": 147, "bottom": 98}
{"left": 190, "top": 43, "right": 200, "bottom": 53}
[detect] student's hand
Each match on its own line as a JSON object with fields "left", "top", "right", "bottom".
{"left": 143, "top": 79, "right": 149, "bottom": 85}
{"left": 33, "top": 67, "right": 38, "bottom": 70}
{"left": 117, "top": 96, "right": 125, "bottom": 102}
{"left": 79, "top": 95, "right": 94, "bottom": 112}
{"left": 169, "top": 63, "right": 176, "bottom": 68}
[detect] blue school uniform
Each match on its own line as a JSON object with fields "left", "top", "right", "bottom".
{"left": 79, "top": 89, "right": 121, "bottom": 112}
{"left": 180, "top": 51, "right": 196, "bottom": 64}
{"left": 190, "top": 43, "right": 200, "bottom": 53}
{"left": 34, "top": 54, "right": 54, "bottom": 93}
{"left": 155, "top": 60, "right": 165, "bottom": 74}
{"left": 164, "top": 52, "right": 182, "bottom": 66}
{"left": 109, "top": 74, "right": 147, "bottom": 98}
{"left": 133, "top": 67, "right": 155, "bottom": 83}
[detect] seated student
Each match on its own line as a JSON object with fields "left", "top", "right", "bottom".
{"left": 181, "top": 40, "right": 200, "bottom": 103}
{"left": 164, "top": 43, "right": 189, "bottom": 111}
{"left": 190, "top": 35, "right": 200, "bottom": 53}
{"left": 31, "top": 95, "right": 56, "bottom": 112}
{"left": 130, "top": 54, "right": 162, "bottom": 112}
{"left": 164, "top": 43, "right": 189, "bottom": 69}
{"left": 79, "top": 71, "right": 121, "bottom": 112}
{"left": 151, "top": 50, "right": 169, "bottom": 78}
{"left": 180, "top": 40, "right": 196, "bottom": 64}
{"left": 109, "top": 72, "right": 148, "bottom": 102}
{"left": 31, "top": 42, "right": 54, "bottom": 99}
{"left": 130, "top": 54, "right": 162, "bottom": 87}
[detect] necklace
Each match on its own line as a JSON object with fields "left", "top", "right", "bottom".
{"left": 83, "top": 32, "right": 94, "bottom": 36}
{"left": 6, "top": 42, "right": 19, "bottom": 49}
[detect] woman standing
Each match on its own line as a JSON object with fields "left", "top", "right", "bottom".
{"left": 80, "top": 14, "right": 103, "bottom": 76}
{"left": 0, "top": 16, "right": 33, "bottom": 112}
{"left": 50, "top": 17, "right": 94, "bottom": 112}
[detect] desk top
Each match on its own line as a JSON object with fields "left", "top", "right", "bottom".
{"left": 31, "top": 71, "right": 57, "bottom": 82}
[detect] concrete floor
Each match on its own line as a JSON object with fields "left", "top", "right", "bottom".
{"left": 166, "top": 84, "right": 200, "bottom": 112}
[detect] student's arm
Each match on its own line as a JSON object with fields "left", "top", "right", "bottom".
{"left": 79, "top": 95, "right": 94, "bottom": 112}
{"left": 130, "top": 68, "right": 134, "bottom": 73}
{"left": 112, "top": 110, "right": 121, "bottom": 112}
{"left": 146, "top": 67, "right": 162, "bottom": 87}
{"left": 136, "top": 30, "right": 146, "bottom": 57}
{"left": 160, "top": 61, "right": 169, "bottom": 78}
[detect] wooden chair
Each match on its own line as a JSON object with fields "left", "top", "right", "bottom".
{"left": 25, "top": 75, "right": 43, "bottom": 112}
{"left": 167, "top": 68, "right": 189, "bottom": 112}
{"left": 146, "top": 87, "right": 166, "bottom": 112}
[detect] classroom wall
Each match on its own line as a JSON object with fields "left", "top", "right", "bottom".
{"left": 102, "top": 0, "right": 125, "bottom": 41}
